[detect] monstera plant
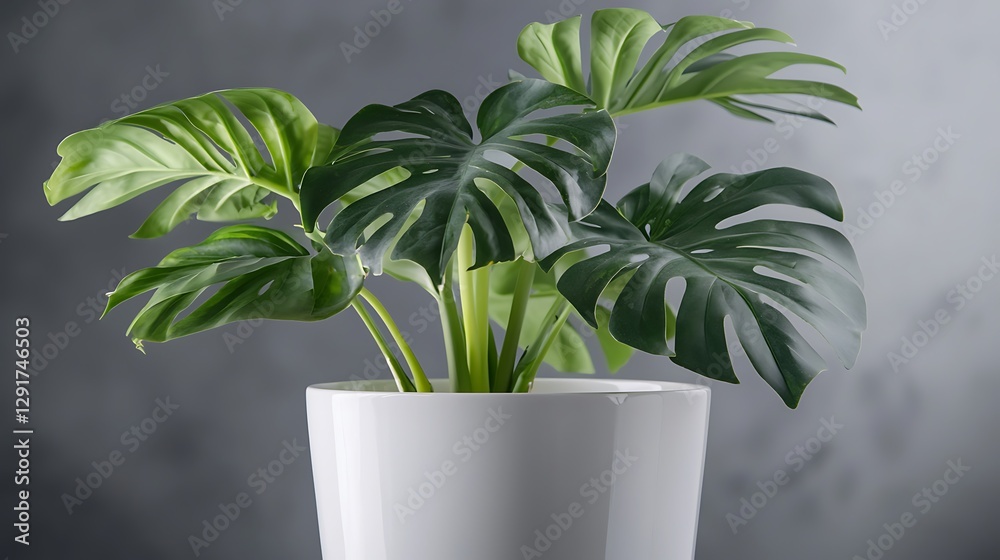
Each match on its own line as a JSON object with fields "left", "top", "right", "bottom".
{"left": 44, "top": 8, "right": 864, "bottom": 407}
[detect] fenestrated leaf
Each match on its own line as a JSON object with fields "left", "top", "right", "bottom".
{"left": 335, "top": 166, "right": 440, "bottom": 296}
{"left": 299, "top": 79, "right": 616, "bottom": 284}
{"left": 45, "top": 88, "right": 330, "bottom": 237}
{"left": 487, "top": 235, "right": 669, "bottom": 374}
{"left": 133, "top": 180, "right": 277, "bottom": 238}
{"left": 106, "top": 225, "right": 364, "bottom": 344}
{"left": 541, "top": 154, "right": 866, "bottom": 407}
{"left": 517, "top": 9, "right": 859, "bottom": 122}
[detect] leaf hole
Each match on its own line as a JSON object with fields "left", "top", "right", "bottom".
{"left": 753, "top": 265, "right": 805, "bottom": 288}
{"left": 258, "top": 280, "right": 274, "bottom": 296}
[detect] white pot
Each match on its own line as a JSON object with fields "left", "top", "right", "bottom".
{"left": 306, "top": 378, "right": 710, "bottom": 560}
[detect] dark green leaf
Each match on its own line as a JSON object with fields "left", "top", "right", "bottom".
{"left": 106, "top": 225, "right": 364, "bottom": 344}
{"left": 541, "top": 154, "right": 866, "bottom": 407}
{"left": 300, "top": 79, "right": 616, "bottom": 283}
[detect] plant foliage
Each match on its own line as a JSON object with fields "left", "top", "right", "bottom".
{"left": 517, "top": 8, "right": 859, "bottom": 121}
{"left": 299, "top": 79, "right": 616, "bottom": 284}
{"left": 42, "top": 9, "right": 866, "bottom": 406}
{"left": 540, "top": 154, "right": 866, "bottom": 407}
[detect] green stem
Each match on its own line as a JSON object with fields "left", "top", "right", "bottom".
{"left": 457, "top": 226, "right": 489, "bottom": 392}
{"left": 359, "top": 288, "right": 432, "bottom": 393}
{"left": 472, "top": 264, "right": 491, "bottom": 392}
{"left": 304, "top": 228, "right": 327, "bottom": 247}
{"left": 291, "top": 196, "right": 328, "bottom": 246}
{"left": 512, "top": 301, "right": 572, "bottom": 393}
{"left": 494, "top": 259, "right": 535, "bottom": 392}
{"left": 351, "top": 300, "right": 416, "bottom": 393}
{"left": 439, "top": 271, "right": 472, "bottom": 392}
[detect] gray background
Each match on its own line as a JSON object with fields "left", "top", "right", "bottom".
{"left": 2, "top": 0, "right": 997, "bottom": 558}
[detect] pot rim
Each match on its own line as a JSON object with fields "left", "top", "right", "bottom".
{"left": 307, "top": 378, "right": 711, "bottom": 396}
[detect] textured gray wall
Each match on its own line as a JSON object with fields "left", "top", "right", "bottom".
{"left": 2, "top": 0, "right": 997, "bottom": 558}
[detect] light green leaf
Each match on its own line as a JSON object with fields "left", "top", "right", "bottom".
{"left": 589, "top": 8, "right": 662, "bottom": 109}
{"left": 45, "top": 88, "right": 328, "bottom": 237}
{"left": 517, "top": 9, "right": 859, "bottom": 122}
{"left": 517, "top": 16, "right": 587, "bottom": 93}
{"left": 595, "top": 306, "right": 634, "bottom": 373}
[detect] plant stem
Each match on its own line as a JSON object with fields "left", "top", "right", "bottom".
{"left": 359, "top": 288, "right": 432, "bottom": 393}
{"left": 439, "top": 270, "right": 472, "bottom": 392}
{"left": 472, "top": 263, "right": 491, "bottom": 392}
{"left": 303, "top": 228, "right": 327, "bottom": 247}
{"left": 457, "top": 226, "right": 489, "bottom": 392}
{"left": 511, "top": 301, "right": 572, "bottom": 393}
{"left": 351, "top": 300, "right": 416, "bottom": 393}
{"left": 289, "top": 195, "right": 330, "bottom": 248}
{"left": 494, "top": 259, "right": 535, "bottom": 392}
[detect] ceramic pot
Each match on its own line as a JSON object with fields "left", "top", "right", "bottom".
{"left": 306, "top": 378, "right": 710, "bottom": 560}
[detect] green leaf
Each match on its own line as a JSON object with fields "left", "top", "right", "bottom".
{"left": 541, "top": 154, "right": 866, "bottom": 407}
{"left": 517, "top": 16, "right": 587, "bottom": 93}
{"left": 337, "top": 167, "right": 440, "bottom": 296}
{"left": 106, "top": 225, "right": 364, "bottom": 344}
{"left": 595, "top": 306, "right": 635, "bottom": 373}
{"left": 300, "top": 79, "right": 616, "bottom": 283}
{"left": 588, "top": 8, "right": 662, "bottom": 109}
{"left": 516, "top": 9, "right": 859, "bottom": 122}
{"left": 44, "top": 88, "right": 329, "bottom": 237}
